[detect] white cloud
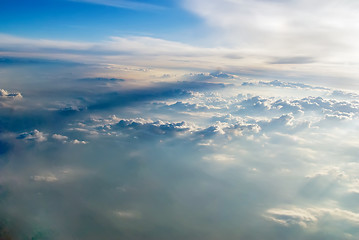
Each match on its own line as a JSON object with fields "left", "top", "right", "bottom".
{"left": 265, "top": 206, "right": 359, "bottom": 227}
{"left": 52, "top": 134, "right": 69, "bottom": 142}
{"left": 0, "top": 89, "right": 22, "bottom": 100}
{"left": 184, "top": 0, "right": 359, "bottom": 53}
{"left": 31, "top": 174, "right": 58, "bottom": 182}
{"left": 71, "top": 139, "right": 88, "bottom": 144}
{"left": 17, "top": 129, "right": 47, "bottom": 142}
{"left": 183, "top": 0, "right": 359, "bottom": 83}
{"left": 52, "top": 134, "right": 88, "bottom": 144}
{"left": 265, "top": 207, "right": 318, "bottom": 228}
{"left": 202, "top": 154, "right": 236, "bottom": 163}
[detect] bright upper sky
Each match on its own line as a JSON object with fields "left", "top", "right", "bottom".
{"left": 2, "top": 0, "right": 359, "bottom": 88}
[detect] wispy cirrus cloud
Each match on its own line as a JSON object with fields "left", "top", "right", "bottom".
{"left": 70, "top": 0, "right": 165, "bottom": 10}
{"left": 2, "top": 30, "right": 359, "bottom": 88}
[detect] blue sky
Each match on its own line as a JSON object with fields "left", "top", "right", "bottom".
{"left": 1, "top": 1, "right": 359, "bottom": 239}
{"left": 0, "top": 0, "right": 200, "bottom": 42}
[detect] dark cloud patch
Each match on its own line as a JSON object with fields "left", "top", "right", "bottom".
{"left": 0, "top": 108, "right": 75, "bottom": 133}
{"left": 88, "top": 81, "right": 225, "bottom": 111}
{"left": 0, "top": 140, "right": 11, "bottom": 156}
{"left": 0, "top": 219, "right": 13, "bottom": 240}
{"left": 77, "top": 77, "right": 125, "bottom": 83}
{"left": 0, "top": 56, "right": 81, "bottom": 66}
{"left": 56, "top": 105, "right": 87, "bottom": 117}
{"left": 0, "top": 140, "right": 11, "bottom": 167}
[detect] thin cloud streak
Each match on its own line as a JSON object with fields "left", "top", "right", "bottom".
{"left": 70, "top": 0, "right": 165, "bottom": 10}
{"left": 1, "top": 28, "right": 359, "bottom": 88}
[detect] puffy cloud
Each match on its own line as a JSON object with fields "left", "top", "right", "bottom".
{"left": 16, "top": 129, "right": 47, "bottom": 142}
{"left": 0, "top": 89, "right": 22, "bottom": 100}
{"left": 52, "top": 134, "right": 88, "bottom": 144}
{"left": 114, "top": 119, "right": 191, "bottom": 137}
{"left": 52, "top": 134, "right": 68, "bottom": 142}
{"left": 0, "top": 89, "right": 23, "bottom": 109}
{"left": 71, "top": 139, "right": 88, "bottom": 144}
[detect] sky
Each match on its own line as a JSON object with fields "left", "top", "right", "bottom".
{"left": 2, "top": 0, "right": 359, "bottom": 87}
{"left": 1, "top": 0, "right": 359, "bottom": 239}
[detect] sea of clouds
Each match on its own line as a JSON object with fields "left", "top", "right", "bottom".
{"left": 1, "top": 62, "right": 359, "bottom": 239}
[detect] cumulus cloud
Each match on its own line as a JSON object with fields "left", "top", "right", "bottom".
{"left": 113, "top": 119, "right": 192, "bottom": 137}
{"left": 0, "top": 89, "right": 23, "bottom": 109}
{"left": 52, "top": 134, "right": 87, "bottom": 144}
{"left": 52, "top": 134, "right": 68, "bottom": 142}
{"left": 0, "top": 89, "right": 22, "bottom": 100}
{"left": 17, "top": 129, "right": 47, "bottom": 142}
{"left": 71, "top": 139, "right": 88, "bottom": 144}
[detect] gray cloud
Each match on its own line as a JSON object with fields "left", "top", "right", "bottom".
{"left": 268, "top": 56, "right": 316, "bottom": 65}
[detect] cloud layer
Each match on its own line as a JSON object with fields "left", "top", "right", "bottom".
{"left": 1, "top": 68, "right": 359, "bottom": 239}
